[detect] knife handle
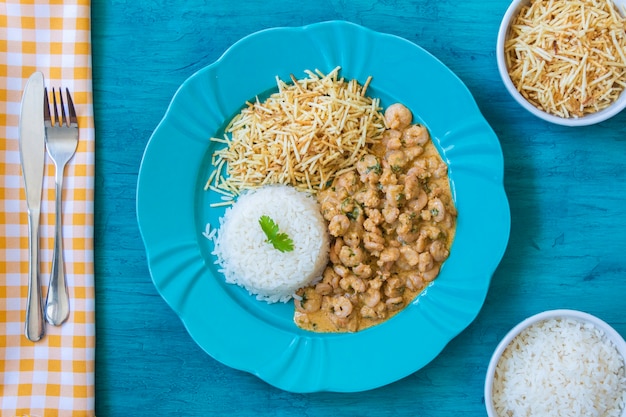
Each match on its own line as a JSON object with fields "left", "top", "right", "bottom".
{"left": 25, "top": 209, "right": 45, "bottom": 342}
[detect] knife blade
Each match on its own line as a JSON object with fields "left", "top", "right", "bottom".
{"left": 18, "top": 72, "right": 46, "bottom": 342}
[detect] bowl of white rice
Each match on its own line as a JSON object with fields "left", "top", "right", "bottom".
{"left": 485, "top": 309, "right": 626, "bottom": 417}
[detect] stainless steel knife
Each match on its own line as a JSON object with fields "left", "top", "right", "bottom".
{"left": 18, "top": 72, "right": 46, "bottom": 342}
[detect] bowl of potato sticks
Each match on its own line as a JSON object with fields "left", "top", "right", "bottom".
{"left": 497, "top": 0, "right": 626, "bottom": 126}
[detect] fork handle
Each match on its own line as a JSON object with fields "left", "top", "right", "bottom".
{"left": 25, "top": 208, "right": 45, "bottom": 342}
{"left": 45, "top": 165, "right": 70, "bottom": 326}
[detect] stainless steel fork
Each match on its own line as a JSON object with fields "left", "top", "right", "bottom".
{"left": 44, "top": 87, "right": 79, "bottom": 326}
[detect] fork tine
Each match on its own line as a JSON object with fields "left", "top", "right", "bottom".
{"left": 58, "top": 87, "right": 67, "bottom": 127}
{"left": 43, "top": 87, "right": 51, "bottom": 126}
{"left": 65, "top": 88, "right": 78, "bottom": 127}
{"left": 52, "top": 87, "right": 60, "bottom": 127}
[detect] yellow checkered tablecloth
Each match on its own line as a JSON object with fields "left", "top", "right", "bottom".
{"left": 0, "top": 1, "right": 95, "bottom": 416}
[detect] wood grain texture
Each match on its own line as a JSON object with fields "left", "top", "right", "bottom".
{"left": 92, "top": 0, "right": 626, "bottom": 415}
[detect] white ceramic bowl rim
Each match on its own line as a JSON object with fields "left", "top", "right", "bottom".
{"left": 496, "top": 0, "right": 626, "bottom": 127}
{"left": 484, "top": 309, "right": 626, "bottom": 417}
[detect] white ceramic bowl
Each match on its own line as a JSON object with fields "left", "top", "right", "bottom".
{"left": 484, "top": 309, "right": 626, "bottom": 417}
{"left": 496, "top": 0, "right": 626, "bottom": 126}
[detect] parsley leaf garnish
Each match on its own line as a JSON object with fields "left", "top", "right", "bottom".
{"left": 259, "top": 215, "right": 294, "bottom": 253}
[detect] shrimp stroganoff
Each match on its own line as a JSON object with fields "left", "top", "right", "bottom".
{"left": 294, "top": 103, "right": 457, "bottom": 333}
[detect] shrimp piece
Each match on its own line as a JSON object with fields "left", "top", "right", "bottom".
{"left": 404, "top": 146, "right": 424, "bottom": 161}
{"left": 394, "top": 255, "right": 414, "bottom": 271}
{"left": 385, "top": 184, "right": 405, "bottom": 207}
{"left": 430, "top": 239, "right": 450, "bottom": 262}
{"left": 406, "top": 165, "right": 428, "bottom": 180}
{"left": 415, "top": 233, "right": 428, "bottom": 253}
{"left": 440, "top": 212, "right": 456, "bottom": 229}
{"left": 328, "top": 214, "right": 350, "bottom": 237}
{"left": 395, "top": 212, "right": 419, "bottom": 244}
{"left": 415, "top": 225, "right": 443, "bottom": 251}
{"left": 340, "top": 198, "right": 355, "bottom": 216}
{"left": 406, "top": 190, "right": 428, "bottom": 213}
{"left": 405, "top": 271, "right": 425, "bottom": 291}
{"left": 339, "top": 245, "right": 365, "bottom": 267}
{"left": 404, "top": 146, "right": 424, "bottom": 160}
{"left": 363, "top": 218, "right": 380, "bottom": 233}
{"left": 363, "top": 231, "right": 385, "bottom": 253}
{"left": 434, "top": 163, "right": 448, "bottom": 179}
{"left": 379, "top": 247, "right": 400, "bottom": 263}
{"left": 361, "top": 287, "right": 381, "bottom": 308}
{"left": 353, "top": 263, "right": 373, "bottom": 279}
{"left": 421, "top": 225, "right": 442, "bottom": 240}
{"left": 422, "top": 264, "right": 440, "bottom": 282}
{"left": 382, "top": 129, "right": 403, "bottom": 150}
{"left": 396, "top": 212, "right": 413, "bottom": 235}
{"left": 379, "top": 168, "right": 397, "bottom": 186}
{"left": 428, "top": 197, "right": 446, "bottom": 222}
{"left": 399, "top": 245, "right": 419, "bottom": 267}
{"left": 386, "top": 150, "right": 408, "bottom": 173}
{"left": 385, "top": 297, "right": 405, "bottom": 311}
{"left": 330, "top": 295, "right": 353, "bottom": 318}
{"left": 335, "top": 171, "right": 358, "bottom": 194}
{"left": 322, "top": 266, "right": 341, "bottom": 289}
{"left": 418, "top": 252, "right": 434, "bottom": 273}
{"left": 329, "top": 237, "right": 344, "bottom": 264}
{"left": 343, "top": 228, "right": 361, "bottom": 248}
{"left": 382, "top": 205, "right": 400, "bottom": 223}
{"left": 384, "top": 103, "right": 412, "bottom": 130}
{"left": 397, "top": 229, "right": 420, "bottom": 245}
{"left": 356, "top": 154, "right": 382, "bottom": 183}
{"left": 314, "top": 282, "right": 333, "bottom": 296}
{"left": 427, "top": 156, "right": 448, "bottom": 179}
{"left": 355, "top": 187, "right": 380, "bottom": 209}
{"left": 317, "top": 188, "right": 335, "bottom": 204}
{"left": 320, "top": 199, "right": 341, "bottom": 221}
{"left": 339, "top": 275, "right": 366, "bottom": 293}
{"left": 384, "top": 275, "right": 405, "bottom": 298}
{"left": 377, "top": 260, "right": 394, "bottom": 274}
{"left": 364, "top": 208, "right": 383, "bottom": 225}
{"left": 333, "top": 263, "right": 350, "bottom": 278}
{"left": 364, "top": 187, "right": 381, "bottom": 209}
{"left": 369, "top": 276, "right": 384, "bottom": 290}
{"left": 402, "top": 124, "right": 430, "bottom": 146}
{"left": 364, "top": 302, "right": 388, "bottom": 319}
{"left": 403, "top": 173, "right": 420, "bottom": 201}
{"left": 294, "top": 287, "right": 322, "bottom": 313}
{"left": 360, "top": 305, "right": 378, "bottom": 319}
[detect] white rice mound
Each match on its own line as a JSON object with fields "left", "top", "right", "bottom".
{"left": 212, "top": 184, "right": 330, "bottom": 303}
{"left": 492, "top": 318, "right": 626, "bottom": 417}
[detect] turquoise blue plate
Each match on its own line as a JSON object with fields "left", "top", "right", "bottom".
{"left": 137, "top": 21, "right": 510, "bottom": 393}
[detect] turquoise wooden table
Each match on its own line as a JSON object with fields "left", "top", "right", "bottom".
{"left": 91, "top": 0, "right": 626, "bottom": 415}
